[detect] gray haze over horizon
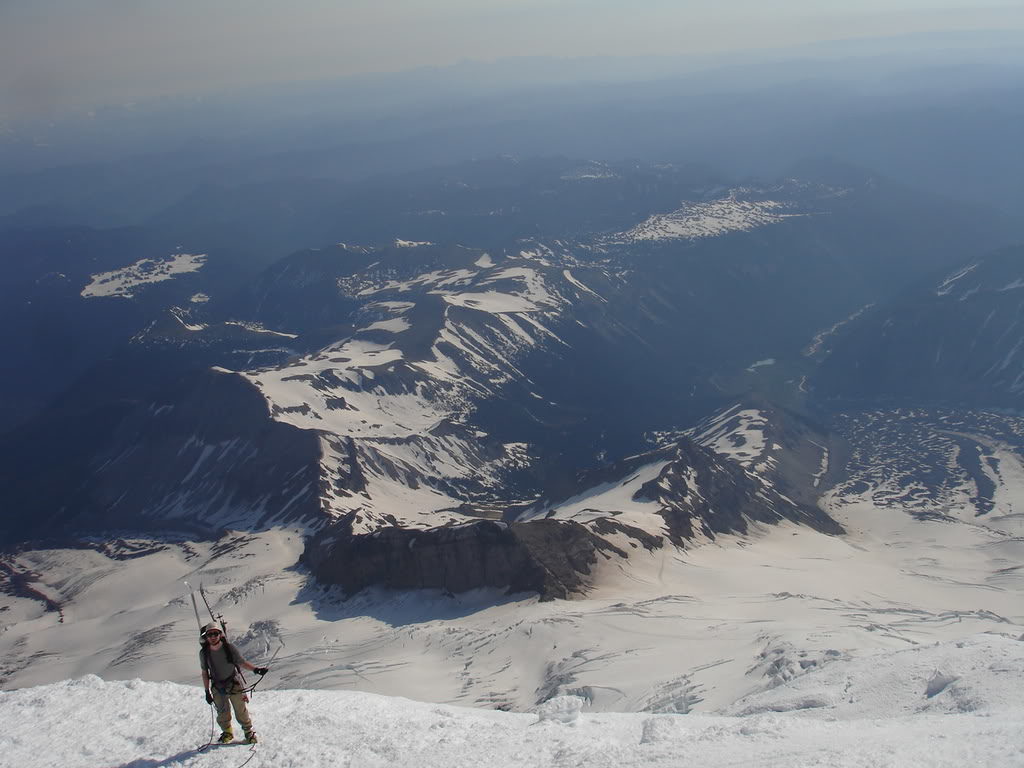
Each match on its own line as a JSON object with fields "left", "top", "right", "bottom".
{"left": 2, "top": 1, "right": 1023, "bottom": 120}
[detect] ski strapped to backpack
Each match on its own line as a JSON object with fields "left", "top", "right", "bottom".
{"left": 187, "top": 580, "right": 282, "bottom": 696}
{"left": 185, "top": 580, "right": 220, "bottom": 751}
{"left": 197, "top": 583, "right": 247, "bottom": 693}
{"left": 184, "top": 580, "right": 204, "bottom": 633}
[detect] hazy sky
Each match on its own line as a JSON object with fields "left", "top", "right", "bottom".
{"left": 1, "top": 1, "right": 1022, "bottom": 118}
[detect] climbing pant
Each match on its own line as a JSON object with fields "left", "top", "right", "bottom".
{"left": 212, "top": 682, "right": 253, "bottom": 736}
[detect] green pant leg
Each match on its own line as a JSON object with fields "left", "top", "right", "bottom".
{"left": 212, "top": 690, "right": 233, "bottom": 734}
{"left": 228, "top": 688, "right": 254, "bottom": 735}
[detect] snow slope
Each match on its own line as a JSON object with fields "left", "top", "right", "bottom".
{"left": 3, "top": 635, "right": 1023, "bottom": 768}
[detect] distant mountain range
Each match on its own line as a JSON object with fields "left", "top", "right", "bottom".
{"left": 1, "top": 155, "right": 1021, "bottom": 601}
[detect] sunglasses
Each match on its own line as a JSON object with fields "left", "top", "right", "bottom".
{"left": 204, "top": 631, "right": 222, "bottom": 638}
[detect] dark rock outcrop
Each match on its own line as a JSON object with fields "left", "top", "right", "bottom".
{"left": 637, "top": 440, "right": 843, "bottom": 546}
{"left": 524, "top": 431, "right": 843, "bottom": 552}
{"left": 303, "top": 518, "right": 626, "bottom": 600}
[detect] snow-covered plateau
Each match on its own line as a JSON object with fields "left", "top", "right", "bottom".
{"left": 80, "top": 252, "right": 207, "bottom": 298}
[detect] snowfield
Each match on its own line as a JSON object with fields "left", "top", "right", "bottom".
{"left": 3, "top": 635, "right": 1023, "bottom": 768}
{"left": 80, "top": 253, "right": 207, "bottom": 298}
{"left": 607, "top": 196, "right": 804, "bottom": 243}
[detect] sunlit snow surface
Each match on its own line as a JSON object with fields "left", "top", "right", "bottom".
{"left": 609, "top": 197, "right": 803, "bottom": 243}
{"left": 523, "top": 459, "right": 668, "bottom": 527}
{"left": 80, "top": 252, "right": 206, "bottom": 298}
{"left": 3, "top": 635, "right": 1023, "bottom": 768}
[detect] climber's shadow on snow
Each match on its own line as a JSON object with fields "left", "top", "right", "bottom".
{"left": 107, "top": 747, "right": 202, "bottom": 768}
{"left": 110, "top": 743, "right": 249, "bottom": 768}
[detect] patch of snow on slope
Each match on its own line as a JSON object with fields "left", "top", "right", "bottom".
{"left": 809, "top": 439, "right": 830, "bottom": 488}
{"left": 324, "top": 429, "right": 533, "bottom": 532}
{"left": 368, "top": 300, "right": 415, "bottom": 313}
{"left": 517, "top": 245, "right": 555, "bottom": 265}
{"left": 363, "top": 317, "right": 412, "bottom": 333}
{"left": 353, "top": 268, "right": 477, "bottom": 296}
{"left": 525, "top": 460, "right": 670, "bottom": 532}
{"left": 481, "top": 266, "right": 561, "bottom": 309}
{"left": 81, "top": 253, "right": 206, "bottom": 298}
{"left": 694, "top": 406, "right": 769, "bottom": 466}
{"left": 563, "top": 269, "right": 605, "bottom": 301}
{"left": 444, "top": 292, "right": 538, "bottom": 313}
{"left": 805, "top": 303, "right": 874, "bottom": 357}
{"left": 936, "top": 263, "right": 979, "bottom": 297}
{"left": 169, "top": 308, "right": 204, "bottom": 332}
{"left": 561, "top": 162, "right": 618, "bottom": 181}
{"left": 610, "top": 196, "right": 802, "bottom": 243}
{"left": 319, "top": 435, "right": 466, "bottom": 531}
{"left": 225, "top": 321, "right": 298, "bottom": 339}
{"left": 246, "top": 341, "right": 446, "bottom": 439}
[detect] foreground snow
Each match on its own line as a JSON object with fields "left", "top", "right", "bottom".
{"left": 3, "top": 634, "right": 1023, "bottom": 768}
